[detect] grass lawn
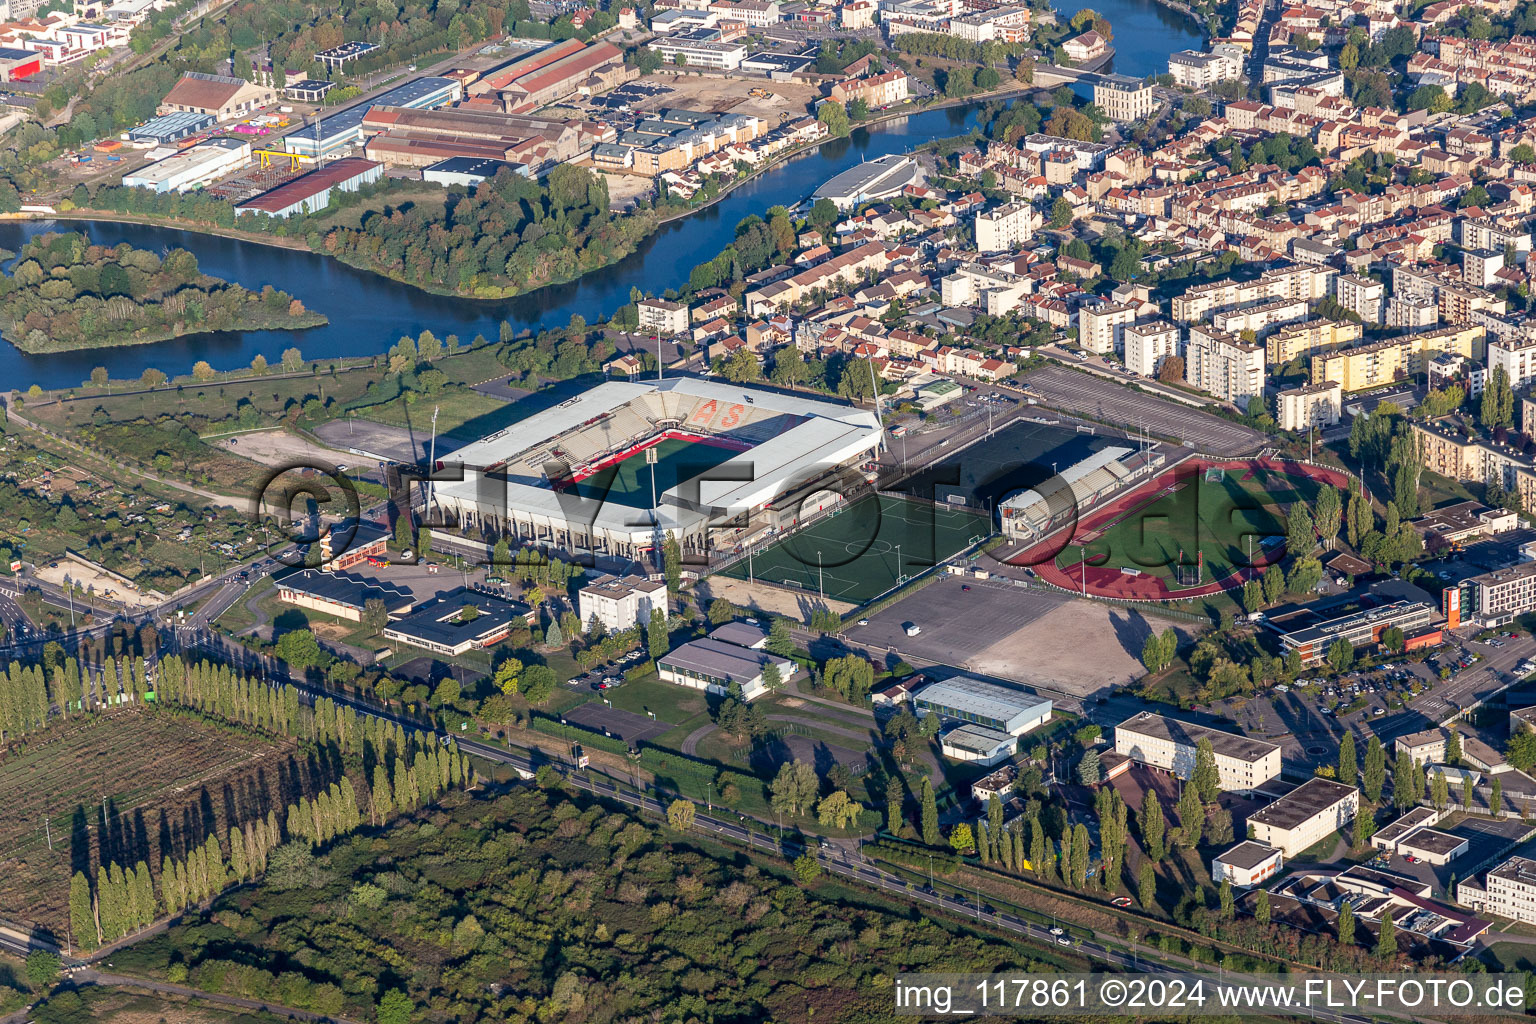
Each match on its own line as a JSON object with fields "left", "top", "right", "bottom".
{"left": 1479, "top": 941, "right": 1536, "bottom": 972}
{"left": 345, "top": 387, "right": 523, "bottom": 441}
{"left": 1418, "top": 469, "right": 1477, "bottom": 511}
{"left": 213, "top": 575, "right": 276, "bottom": 634}
{"left": 606, "top": 674, "right": 709, "bottom": 727}
{"left": 1056, "top": 466, "right": 1320, "bottom": 587}
{"left": 718, "top": 494, "right": 991, "bottom": 603}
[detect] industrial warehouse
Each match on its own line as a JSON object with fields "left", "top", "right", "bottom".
{"left": 428, "top": 377, "right": 883, "bottom": 561}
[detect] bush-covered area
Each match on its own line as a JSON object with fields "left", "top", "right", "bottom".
{"left": 109, "top": 785, "right": 1048, "bottom": 1022}
{"left": 0, "top": 232, "right": 323, "bottom": 353}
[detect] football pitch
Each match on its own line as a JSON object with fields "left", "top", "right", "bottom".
{"left": 565, "top": 437, "right": 742, "bottom": 509}
{"left": 719, "top": 494, "right": 992, "bottom": 603}
{"left": 1055, "top": 465, "right": 1322, "bottom": 586}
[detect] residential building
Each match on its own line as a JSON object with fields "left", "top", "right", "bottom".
{"left": 1078, "top": 301, "right": 1137, "bottom": 355}
{"left": 1185, "top": 325, "right": 1265, "bottom": 409}
{"left": 1309, "top": 324, "right": 1486, "bottom": 392}
{"left": 638, "top": 297, "right": 689, "bottom": 336}
{"left": 1265, "top": 319, "right": 1362, "bottom": 367}
{"left": 1395, "top": 728, "right": 1450, "bottom": 766}
{"left": 1247, "top": 778, "right": 1359, "bottom": 858}
{"left": 1459, "top": 856, "right": 1536, "bottom": 925}
{"left": 1276, "top": 380, "right": 1342, "bottom": 432}
{"left": 579, "top": 573, "right": 668, "bottom": 633}
{"left": 1113, "top": 711, "right": 1282, "bottom": 793}
{"left": 1123, "top": 320, "right": 1181, "bottom": 377}
{"left": 1212, "top": 841, "right": 1284, "bottom": 887}
{"left": 1335, "top": 274, "right": 1385, "bottom": 323}
{"left": 1093, "top": 74, "right": 1156, "bottom": 122}
{"left": 1449, "top": 562, "right": 1536, "bottom": 627}
{"left": 1168, "top": 46, "right": 1242, "bottom": 88}
{"left": 974, "top": 202, "right": 1038, "bottom": 253}
{"left": 1489, "top": 337, "right": 1536, "bottom": 390}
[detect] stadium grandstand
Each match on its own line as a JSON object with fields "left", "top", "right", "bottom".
{"left": 430, "top": 378, "right": 883, "bottom": 560}
{"left": 997, "top": 446, "right": 1163, "bottom": 542}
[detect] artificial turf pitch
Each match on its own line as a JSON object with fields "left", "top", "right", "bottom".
{"left": 719, "top": 494, "right": 992, "bottom": 603}
{"left": 1054, "top": 466, "right": 1322, "bottom": 585}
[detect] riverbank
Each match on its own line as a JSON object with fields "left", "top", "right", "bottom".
{"left": 5, "top": 307, "right": 330, "bottom": 354}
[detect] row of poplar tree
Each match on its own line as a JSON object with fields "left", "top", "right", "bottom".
{"left": 0, "top": 655, "right": 153, "bottom": 742}
{"left": 50, "top": 654, "right": 474, "bottom": 950}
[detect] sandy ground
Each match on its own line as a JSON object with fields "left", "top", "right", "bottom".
{"left": 212, "top": 428, "right": 361, "bottom": 473}
{"left": 36, "top": 555, "right": 161, "bottom": 608}
{"left": 630, "top": 71, "right": 820, "bottom": 120}
{"left": 965, "top": 598, "right": 1182, "bottom": 695}
{"left": 604, "top": 171, "right": 655, "bottom": 211}
{"left": 698, "top": 576, "right": 856, "bottom": 624}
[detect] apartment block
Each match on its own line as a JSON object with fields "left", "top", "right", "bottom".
{"left": 1093, "top": 74, "right": 1156, "bottom": 121}
{"left": 1171, "top": 263, "right": 1334, "bottom": 322}
{"left": 1124, "top": 319, "right": 1181, "bottom": 377}
{"left": 1489, "top": 337, "right": 1536, "bottom": 389}
{"left": 1335, "top": 274, "right": 1384, "bottom": 323}
{"left": 974, "top": 202, "right": 1039, "bottom": 253}
{"left": 1276, "top": 380, "right": 1342, "bottom": 432}
{"left": 1309, "top": 324, "right": 1485, "bottom": 392}
{"left": 1113, "top": 711, "right": 1282, "bottom": 793}
{"left": 1265, "top": 318, "right": 1362, "bottom": 366}
{"left": 1168, "top": 46, "right": 1242, "bottom": 88}
{"left": 1186, "top": 325, "right": 1265, "bottom": 409}
{"left": 1078, "top": 301, "right": 1137, "bottom": 355}
{"left": 1459, "top": 856, "right": 1536, "bottom": 925}
{"left": 1210, "top": 296, "right": 1309, "bottom": 339}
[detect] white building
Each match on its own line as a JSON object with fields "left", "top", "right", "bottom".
{"left": 913, "top": 676, "right": 1052, "bottom": 736}
{"left": 1276, "top": 380, "right": 1342, "bottom": 432}
{"left": 1247, "top": 778, "right": 1358, "bottom": 858}
{"left": 1078, "top": 301, "right": 1137, "bottom": 355}
{"left": 1185, "top": 325, "right": 1265, "bottom": 409}
{"left": 578, "top": 573, "right": 667, "bottom": 634}
{"left": 1335, "top": 274, "right": 1384, "bottom": 324}
{"left": 637, "top": 297, "right": 689, "bottom": 336}
{"left": 1211, "top": 840, "right": 1284, "bottom": 888}
{"left": 121, "top": 137, "right": 250, "bottom": 194}
{"left": 646, "top": 37, "right": 747, "bottom": 70}
{"left": 1093, "top": 74, "right": 1156, "bottom": 121}
{"left": 974, "top": 202, "right": 1038, "bottom": 253}
{"left": 1489, "top": 337, "right": 1536, "bottom": 390}
{"left": 1168, "top": 46, "right": 1242, "bottom": 88}
{"left": 1458, "top": 855, "right": 1536, "bottom": 925}
{"left": 1123, "top": 320, "right": 1181, "bottom": 377}
{"left": 1113, "top": 711, "right": 1282, "bottom": 793}
{"left": 940, "top": 723, "right": 1019, "bottom": 765}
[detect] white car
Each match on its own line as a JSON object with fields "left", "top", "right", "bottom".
{"left": 857, "top": 618, "right": 869, "bottom": 626}
{"left": 904, "top": 624, "right": 922, "bottom": 636}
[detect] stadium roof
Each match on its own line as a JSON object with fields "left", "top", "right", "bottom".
{"left": 433, "top": 378, "right": 882, "bottom": 543}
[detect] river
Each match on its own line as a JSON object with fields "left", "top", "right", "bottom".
{"left": 0, "top": 0, "right": 1201, "bottom": 390}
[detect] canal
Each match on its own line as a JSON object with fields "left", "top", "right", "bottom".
{"left": 0, "top": 0, "right": 1202, "bottom": 389}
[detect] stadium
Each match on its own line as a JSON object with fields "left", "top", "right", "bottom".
{"left": 430, "top": 378, "right": 884, "bottom": 560}
{"left": 1007, "top": 456, "right": 1352, "bottom": 601}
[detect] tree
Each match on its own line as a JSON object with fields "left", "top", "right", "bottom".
{"left": 708, "top": 597, "right": 739, "bottom": 625}
{"left": 377, "top": 990, "right": 414, "bottom": 1024}
{"left": 793, "top": 853, "right": 822, "bottom": 884}
{"left": 921, "top": 775, "right": 940, "bottom": 845}
{"left": 1315, "top": 485, "right": 1342, "bottom": 548}
{"left": 1338, "top": 899, "right": 1355, "bottom": 946}
{"left": 1177, "top": 780, "right": 1203, "bottom": 847}
{"left": 1139, "top": 861, "right": 1157, "bottom": 908}
{"left": 1141, "top": 789, "right": 1166, "bottom": 861}
{"left": 1446, "top": 727, "right": 1462, "bottom": 765}
{"left": 275, "top": 629, "right": 323, "bottom": 670}
{"left": 1070, "top": 824, "right": 1090, "bottom": 888}
{"left": 1376, "top": 908, "right": 1397, "bottom": 958}
{"left": 1431, "top": 768, "right": 1449, "bottom": 811}
{"left": 1509, "top": 725, "right": 1536, "bottom": 773}
{"left": 949, "top": 821, "right": 975, "bottom": 854}
{"left": 192, "top": 360, "right": 216, "bottom": 381}
{"left": 648, "top": 608, "right": 668, "bottom": 660}
{"left": 1255, "top": 888, "right": 1271, "bottom": 926}
{"left": 1327, "top": 636, "right": 1355, "bottom": 674}
{"left": 767, "top": 616, "right": 794, "bottom": 657}
{"left": 1493, "top": 775, "right": 1504, "bottom": 816}
{"left": 25, "top": 950, "right": 60, "bottom": 991}
{"left": 1219, "top": 878, "right": 1235, "bottom": 919}
{"left": 492, "top": 657, "right": 523, "bottom": 696}
{"left": 667, "top": 798, "right": 695, "bottom": 831}
{"left": 1193, "top": 738, "right": 1221, "bottom": 801}
{"left": 886, "top": 779, "right": 904, "bottom": 834}
{"left": 250, "top": 354, "right": 269, "bottom": 375}
{"left": 1077, "top": 748, "right": 1102, "bottom": 784}
{"left": 1049, "top": 196, "right": 1073, "bottom": 228}
{"left": 1338, "top": 731, "right": 1356, "bottom": 787}
{"left": 69, "top": 870, "right": 96, "bottom": 950}
{"left": 817, "top": 100, "right": 850, "bottom": 137}
{"left": 817, "top": 790, "right": 859, "bottom": 830}
{"left": 770, "top": 760, "right": 819, "bottom": 817}
{"left": 1363, "top": 737, "right": 1386, "bottom": 803}
{"left": 1286, "top": 502, "right": 1315, "bottom": 557}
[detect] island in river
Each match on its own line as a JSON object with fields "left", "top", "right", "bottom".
{"left": 0, "top": 231, "right": 327, "bottom": 354}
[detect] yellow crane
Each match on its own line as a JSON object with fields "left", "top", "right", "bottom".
{"left": 254, "top": 149, "right": 314, "bottom": 170}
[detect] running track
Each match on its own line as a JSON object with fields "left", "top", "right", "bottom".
{"left": 1007, "top": 457, "right": 1351, "bottom": 600}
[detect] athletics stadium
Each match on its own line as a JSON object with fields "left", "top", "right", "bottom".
{"left": 430, "top": 378, "right": 884, "bottom": 561}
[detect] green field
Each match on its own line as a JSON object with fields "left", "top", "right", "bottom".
{"left": 1056, "top": 466, "right": 1322, "bottom": 583}
{"left": 719, "top": 493, "right": 992, "bottom": 603}
{"left": 568, "top": 437, "right": 743, "bottom": 509}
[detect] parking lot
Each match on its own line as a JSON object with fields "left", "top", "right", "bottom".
{"left": 1021, "top": 365, "right": 1266, "bottom": 454}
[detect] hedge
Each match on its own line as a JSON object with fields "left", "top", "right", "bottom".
{"left": 528, "top": 714, "right": 629, "bottom": 755}
{"left": 868, "top": 838, "right": 961, "bottom": 875}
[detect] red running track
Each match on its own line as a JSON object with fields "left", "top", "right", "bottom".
{"left": 1006, "top": 457, "right": 1351, "bottom": 601}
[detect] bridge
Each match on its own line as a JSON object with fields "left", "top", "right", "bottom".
{"left": 1030, "top": 48, "right": 1116, "bottom": 89}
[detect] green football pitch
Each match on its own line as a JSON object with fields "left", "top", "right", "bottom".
{"left": 566, "top": 437, "right": 743, "bottom": 509}
{"left": 1055, "top": 467, "right": 1322, "bottom": 584}
{"left": 719, "top": 494, "right": 992, "bottom": 603}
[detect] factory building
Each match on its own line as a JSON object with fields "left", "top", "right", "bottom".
{"left": 284, "top": 77, "right": 463, "bottom": 159}
{"left": 158, "top": 71, "right": 275, "bottom": 122}
{"left": 122, "top": 138, "right": 250, "bottom": 194}
{"left": 234, "top": 158, "right": 383, "bottom": 218}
